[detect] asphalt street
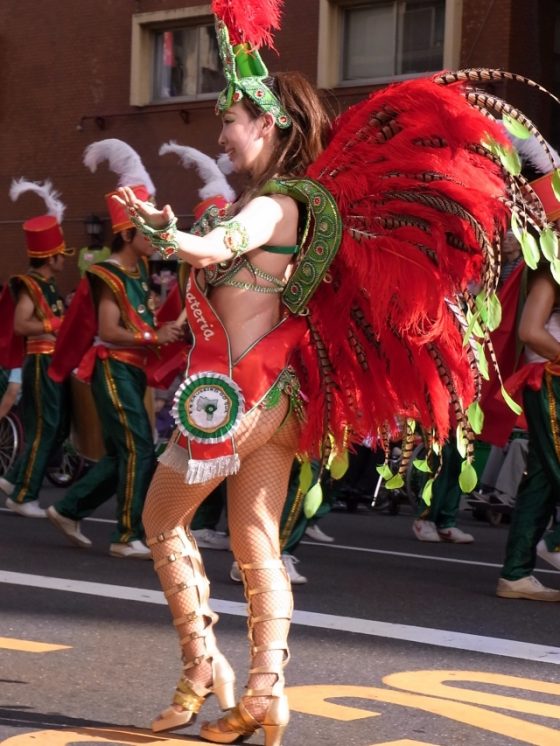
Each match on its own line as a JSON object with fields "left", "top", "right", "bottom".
{"left": 1, "top": 485, "right": 559, "bottom": 746}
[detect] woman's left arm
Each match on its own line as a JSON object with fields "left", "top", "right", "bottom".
{"left": 115, "top": 188, "right": 298, "bottom": 268}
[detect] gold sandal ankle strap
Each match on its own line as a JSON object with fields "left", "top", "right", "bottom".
{"left": 153, "top": 547, "right": 196, "bottom": 571}
{"left": 237, "top": 558, "right": 285, "bottom": 572}
{"left": 146, "top": 527, "right": 189, "bottom": 547}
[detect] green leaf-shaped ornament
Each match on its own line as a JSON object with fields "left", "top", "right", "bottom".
{"left": 298, "top": 460, "right": 313, "bottom": 495}
{"left": 498, "top": 145, "right": 522, "bottom": 176}
{"left": 413, "top": 459, "right": 432, "bottom": 473}
{"left": 329, "top": 450, "right": 349, "bottom": 480}
{"left": 511, "top": 212, "right": 522, "bottom": 243}
{"left": 552, "top": 169, "right": 560, "bottom": 202}
{"left": 385, "top": 473, "right": 405, "bottom": 489}
{"left": 459, "top": 460, "right": 478, "bottom": 493}
{"left": 520, "top": 230, "right": 540, "bottom": 270}
{"left": 303, "top": 481, "right": 323, "bottom": 518}
{"left": 467, "top": 401, "right": 485, "bottom": 435}
{"left": 376, "top": 464, "right": 394, "bottom": 480}
{"left": 486, "top": 293, "right": 502, "bottom": 332}
{"left": 501, "top": 384, "right": 522, "bottom": 415}
{"left": 540, "top": 228, "right": 558, "bottom": 263}
{"left": 501, "top": 114, "right": 531, "bottom": 140}
{"left": 422, "top": 478, "right": 434, "bottom": 506}
{"left": 475, "top": 341, "right": 489, "bottom": 381}
{"left": 551, "top": 258, "right": 560, "bottom": 285}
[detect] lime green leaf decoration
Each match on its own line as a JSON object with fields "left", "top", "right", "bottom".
{"left": 501, "top": 384, "right": 522, "bottom": 415}
{"left": 520, "top": 230, "right": 540, "bottom": 270}
{"left": 385, "top": 473, "right": 404, "bottom": 489}
{"left": 497, "top": 144, "right": 522, "bottom": 176}
{"left": 551, "top": 258, "right": 560, "bottom": 285}
{"left": 501, "top": 114, "right": 531, "bottom": 140}
{"left": 376, "top": 464, "right": 394, "bottom": 480}
{"left": 298, "top": 460, "right": 313, "bottom": 494}
{"left": 475, "top": 341, "right": 489, "bottom": 381}
{"left": 303, "top": 481, "right": 323, "bottom": 518}
{"left": 511, "top": 212, "right": 522, "bottom": 242}
{"left": 540, "top": 228, "right": 558, "bottom": 263}
{"left": 422, "top": 478, "right": 434, "bottom": 506}
{"left": 459, "top": 460, "right": 478, "bottom": 493}
{"left": 552, "top": 169, "right": 560, "bottom": 202}
{"left": 467, "top": 401, "right": 485, "bottom": 435}
{"left": 329, "top": 450, "right": 349, "bottom": 480}
{"left": 413, "top": 459, "right": 432, "bottom": 473}
{"left": 486, "top": 293, "right": 502, "bottom": 332}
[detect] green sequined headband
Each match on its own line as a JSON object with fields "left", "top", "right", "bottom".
{"left": 215, "top": 20, "right": 292, "bottom": 129}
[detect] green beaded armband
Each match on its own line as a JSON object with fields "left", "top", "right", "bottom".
{"left": 222, "top": 220, "right": 249, "bottom": 257}
{"left": 128, "top": 208, "right": 179, "bottom": 259}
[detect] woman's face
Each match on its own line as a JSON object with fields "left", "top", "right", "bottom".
{"left": 218, "top": 102, "right": 271, "bottom": 174}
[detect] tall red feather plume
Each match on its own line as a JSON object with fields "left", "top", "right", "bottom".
{"left": 211, "top": 0, "right": 284, "bottom": 48}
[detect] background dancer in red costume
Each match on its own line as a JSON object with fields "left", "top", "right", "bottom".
{"left": 115, "top": 1, "right": 560, "bottom": 743}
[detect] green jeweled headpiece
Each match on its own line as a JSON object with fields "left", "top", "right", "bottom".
{"left": 213, "top": 17, "right": 292, "bottom": 130}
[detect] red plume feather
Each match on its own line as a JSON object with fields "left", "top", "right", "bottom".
{"left": 211, "top": 0, "right": 284, "bottom": 48}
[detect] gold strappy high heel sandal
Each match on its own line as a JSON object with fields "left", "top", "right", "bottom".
{"left": 147, "top": 527, "right": 236, "bottom": 733}
{"left": 200, "top": 558, "right": 292, "bottom": 746}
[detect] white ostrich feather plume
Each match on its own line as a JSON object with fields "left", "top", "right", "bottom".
{"left": 83, "top": 138, "right": 156, "bottom": 196}
{"left": 159, "top": 141, "right": 235, "bottom": 202}
{"left": 9, "top": 178, "right": 66, "bottom": 222}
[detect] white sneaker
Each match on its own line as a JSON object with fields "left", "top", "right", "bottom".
{"left": 412, "top": 519, "right": 441, "bottom": 542}
{"left": 47, "top": 506, "right": 92, "bottom": 548}
{"left": 5, "top": 497, "right": 46, "bottom": 518}
{"left": 537, "top": 539, "right": 560, "bottom": 571}
{"left": 0, "top": 476, "right": 15, "bottom": 496}
{"left": 282, "top": 554, "right": 307, "bottom": 584}
{"left": 192, "top": 528, "right": 230, "bottom": 551}
{"left": 496, "top": 575, "right": 560, "bottom": 601}
{"left": 438, "top": 527, "right": 475, "bottom": 544}
{"left": 109, "top": 540, "right": 151, "bottom": 559}
{"left": 230, "top": 561, "right": 242, "bottom": 583}
{"left": 305, "top": 524, "right": 335, "bottom": 543}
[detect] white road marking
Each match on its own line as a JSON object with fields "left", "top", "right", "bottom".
{"left": 1, "top": 569, "right": 559, "bottom": 666}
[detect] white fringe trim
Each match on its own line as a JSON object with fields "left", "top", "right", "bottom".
{"left": 158, "top": 442, "right": 240, "bottom": 484}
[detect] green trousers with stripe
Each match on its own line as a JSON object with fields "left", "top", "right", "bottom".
{"left": 55, "top": 358, "right": 156, "bottom": 543}
{"left": 501, "top": 378, "right": 560, "bottom": 580}
{"left": 11, "top": 353, "right": 69, "bottom": 504}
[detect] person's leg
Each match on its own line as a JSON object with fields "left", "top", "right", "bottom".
{"left": 501, "top": 385, "right": 559, "bottom": 581}
{"left": 95, "top": 359, "right": 156, "bottom": 544}
{"left": 494, "top": 438, "right": 528, "bottom": 504}
{"left": 143, "top": 399, "right": 294, "bottom": 734}
{"left": 200, "top": 400, "right": 298, "bottom": 743}
{"left": 10, "top": 355, "right": 66, "bottom": 506}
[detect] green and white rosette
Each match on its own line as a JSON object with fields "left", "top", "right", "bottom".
{"left": 172, "top": 371, "right": 245, "bottom": 443}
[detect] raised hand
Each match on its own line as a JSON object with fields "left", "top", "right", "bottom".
{"left": 113, "top": 186, "right": 175, "bottom": 230}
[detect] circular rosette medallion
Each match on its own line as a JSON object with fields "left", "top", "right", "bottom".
{"left": 172, "top": 372, "right": 245, "bottom": 444}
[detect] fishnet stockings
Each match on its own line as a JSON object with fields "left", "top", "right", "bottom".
{"left": 143, "top": 397, "right": 299, "bottom": 720}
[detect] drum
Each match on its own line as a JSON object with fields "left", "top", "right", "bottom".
{"left": 70, "top": 374, "right": 156, "bottom": 461}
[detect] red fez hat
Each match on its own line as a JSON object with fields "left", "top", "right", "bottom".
{"left": 192, "top": 194, "right": 230, "bottom": 221}
{"left": 23, "top": 215, "right": 72, "bottom": 258}
{"left": 105, "top": 184, "right": 150, "bottom": 233}
{"left": 530, "top": 172, "right": 560, "bottom": 221}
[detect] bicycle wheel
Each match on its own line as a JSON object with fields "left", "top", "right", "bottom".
{"left": 0, "top": 413, "right": 22, "bottom": 476}
{"left": 46, "top": 440, "right": 85, "bottom": 487}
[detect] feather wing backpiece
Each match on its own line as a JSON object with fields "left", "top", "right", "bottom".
{"left": 297, "top": 70, "right": 560, "bottom": 472}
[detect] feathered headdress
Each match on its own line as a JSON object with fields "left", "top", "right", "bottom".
{"left": 83, "top": 138, "right": 155, "bottom": 233}
{"left": 83, "top": 138, "right": 156, "bottom": 196}
{"left": 159, "top": 141, "right": 236, "bottom": 202}
{"left": 212, "top": 0, "right": 291, "bottom": 128}
{"left": 511, "top": 133, "right": 560, "bottom": 220}
{"left": 9, "top": 178, "right": 71, "bottom": 258}
{"left": 10, "top": 178, "right": 66, "bottom": 223}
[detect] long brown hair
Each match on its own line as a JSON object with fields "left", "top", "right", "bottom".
{"left": 235, "top": 71, "right": 333, "bottom": 209}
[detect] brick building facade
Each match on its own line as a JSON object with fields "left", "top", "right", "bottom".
{"left": 1, "top": 0, "right": 558, "bottom": 293}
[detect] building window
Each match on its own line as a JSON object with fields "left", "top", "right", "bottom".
{"left": 318, "top": 0, "right": 460, "bottom": 89}
{"left": 342, "top": 1, "right": 445, "bottom": 81}
{"left": 152, "top": 24, "right": 224, "bottom": 101}
{"left": 130, "top": 5, "right": 224, "bottom": 106}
